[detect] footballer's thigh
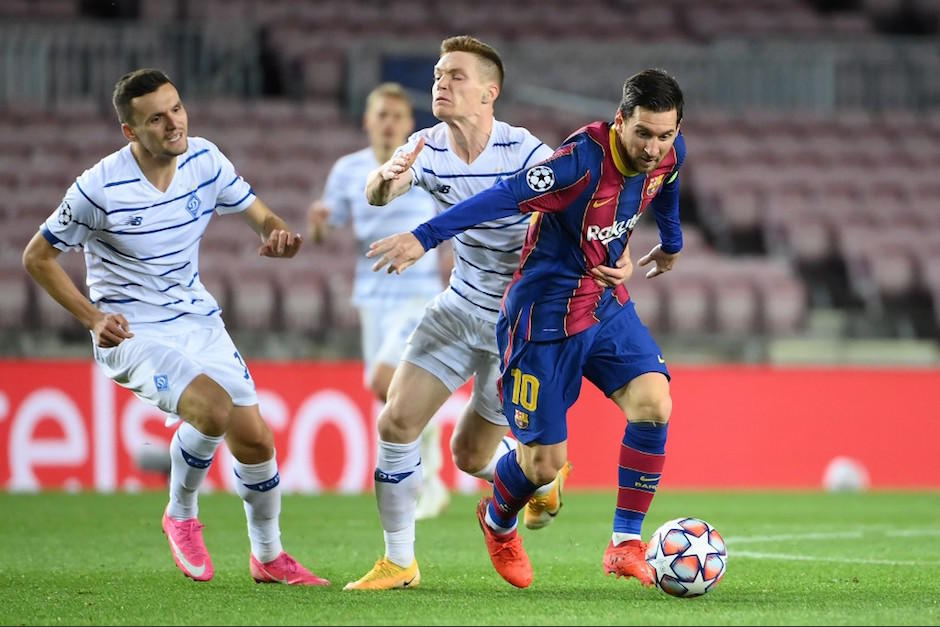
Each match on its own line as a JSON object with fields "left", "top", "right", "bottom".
{"left": 451, "top": 348, "right": 509, "bottom": 474}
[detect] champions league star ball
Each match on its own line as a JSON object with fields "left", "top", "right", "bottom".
{"left": 645, "top": 517, "right": 727, "bottom": 598}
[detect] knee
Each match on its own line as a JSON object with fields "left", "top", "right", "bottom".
{"left": 450, "top": 432, "right": 488, "bottom": 475}
{"left": 377, "top": 400, "right": 421, "bottom": 443}
{"left": 199, "top": 393, "right": 234, "bottom": 436}
{"left": 629, "top": 390, "right": 672, "bottom": 424}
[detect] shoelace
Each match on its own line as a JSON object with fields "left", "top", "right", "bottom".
{"left": 174, "top": 520, "right": 205, "bottom": 551}
{"left": 492, "top": 536, "right": 524, "bottom": 561}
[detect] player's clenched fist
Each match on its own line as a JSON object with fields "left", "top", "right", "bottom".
{"left": 367, "top": 231, "right": 426, "bottom": 274}
{"left": 92, "top": 312, "right": 134, "bottom": 348}
{"left": 379, "top": 138, "right": 425, "bottom": 181}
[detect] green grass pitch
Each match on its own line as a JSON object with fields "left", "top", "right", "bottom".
{"left": 1, "top": 490, "right": 938, "bottom": 625}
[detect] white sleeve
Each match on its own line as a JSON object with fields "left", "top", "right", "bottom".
{"left": 41, "top": 171, "right": 104, "bottom": 251}
{"left": 213, "top": 146, "right": 256, "bottom": 215}
{"left": 519, "top": 130, "right": 555, "bottom": 169}
{"left": 322, "top": 159, "right": 351, "bottom": 228}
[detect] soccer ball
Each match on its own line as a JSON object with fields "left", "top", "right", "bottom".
{"left": 645, "top": 517, "right": 727, "bottom": 598}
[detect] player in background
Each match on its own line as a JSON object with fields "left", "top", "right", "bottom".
{"left": 369, "top": 69, "right": 685, "bottom": 589}
{"left": 306, "top": 83, "right": 451, "bottom": 520}
{"left": 22, "top": 69, "right": 329, "bottom": 586}
{"left": 344, "top": 36, "right": 633, "bottom": 591}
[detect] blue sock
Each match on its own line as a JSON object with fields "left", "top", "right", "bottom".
{"left": 488, "top": 449, "right": 538, "bottom": 531}
{"left": 614, "top": 422, "right": 668, "bottom": 536}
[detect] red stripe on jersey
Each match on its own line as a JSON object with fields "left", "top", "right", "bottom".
{"left": 519, "top": 170, "right": 592, "bottom": 214}
{"left": 564, "top": 130, "right": 626, "bottom": 336}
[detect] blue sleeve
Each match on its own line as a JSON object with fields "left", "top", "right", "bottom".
{"left": 412, "top": 183, "right": 520, "bottom": 250}
{"left": 412, "top": 139, "right": 590, "bottom": 251}
{"left": 650, "top": 134, "right": 685, "bottom": 254}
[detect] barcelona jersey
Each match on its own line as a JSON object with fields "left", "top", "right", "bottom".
{"left": 412, "top": 121, "right": 685, "bottom": 342}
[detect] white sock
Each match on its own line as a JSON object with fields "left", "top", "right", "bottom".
{"left": 612, "top": 532, "right": 642, "bottom": 545}
{"left": 234, "top": 455, "right": 283, "bottom": 564}
{"left": 375, "top": 437, "right": 422, "bottom": 567}
{"left": 484, "top": 507, "right": 517, "bottom": 535}
{"left": 167, "top": 423, "right": 223, "bottom": 520}
{"left": 472, "top": 436, "right": 517, "bottom": 482}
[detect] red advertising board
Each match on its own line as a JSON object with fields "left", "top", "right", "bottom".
{"left": 1, "top": 360, "right": 938, "bottom": 491}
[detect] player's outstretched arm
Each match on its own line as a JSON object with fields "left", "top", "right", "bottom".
{"left": 367, "top": 232, "right": 426, "bottom": 274}
{"left": 637, "top": 244, "right": 681, "bottom": 279}
{"left": 240, "top": 198, "right": 303, "bottom": 258}
{"left": 22, "top": 232, "right": 133, "bottom": 347}
{"left": 365, "top": 138, "right": 424, "bottom": 206}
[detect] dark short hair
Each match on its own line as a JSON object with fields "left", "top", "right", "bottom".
{"left": 618, "top": 69, "right": 683, "bottom": 124}
{"left": 112, "top": 69, "right": 175, "bottom": 125}
{"left": 440, "top": 35, "right": 504, "bottom": 90}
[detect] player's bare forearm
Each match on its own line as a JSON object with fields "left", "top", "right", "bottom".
{"left": 365, "top": 168, "right": 410, "bottom": 206}
{"left": 22, "top": 233, "right": 103, "bottom": 330}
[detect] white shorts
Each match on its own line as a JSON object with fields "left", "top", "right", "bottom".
{"left": 92, "top": 325, "right": 257, "bottom": 425}
{"left": 359, "top": 298, "right": 429, "bottom": 381}
{"left": 402, "top": 292, "right": 505, "bottom": 426}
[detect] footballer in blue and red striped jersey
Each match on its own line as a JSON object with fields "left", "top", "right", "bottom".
{"left": 374, "top": 69, "right": 686, "bottom": 587}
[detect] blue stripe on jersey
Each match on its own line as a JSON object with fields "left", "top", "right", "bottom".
{"left": 150, "top": 307, "right": 220, "bottom": 324}
{"left": 455, "top": 251, "right": 515, "bottom": 277}
{"left": 97, "top": 296, "right": 138, "bottom": 304}
{"left": 104, "top": 206, "right": 214, "bottom": 235}
{"left": 119, "top": 281, "right": 142, "bottom": 288}
{"left": 158, "top": 282, "right": 180, "bottom": 293}
{"left": 186, "top": 272, "right": 199, "bottom": 287}
{"left": 454, "top": 275, "right": 505, "bottom": 299}
{"left": 455, "top": 234, "right": 523, "bottom": 254}
{"left": 177, "top": 148, "right": 209, "bottom": 169}
{"left": 159, "top": 261, "right": 190, "bottom": 276}
{"left": 493, "top": 141, "right": 520, "bottom": 148}
{"left": 221, "top": 175, "right": 239, "bottom": 190}
{"left": 467, "top": 214, "right": 530, "bottom": 231}
{"left": 216, "top": 189, "right": 253, "bottom": 208}
{"left": 75, "top": 181, "right": 107, "bottom": 213}
{"left": 160, "top": 299, "right": 184, "bottom": 306}
{"left": 96, "top": 238, "right": 196, "bottom": 262}
{"left": 425, "top": 143, "right": 447, "bottom": 152}
{"left": 109, "top": 168, "right": 221, "bottom": 214}
{"left": 448, "top": 285, "right": 500, "bottom": 313}
{"left": 40, "top": 226, "right": 76, "bottom": 248}
{"left": 103, "top": 177, "right": 140, "bottom": 188}
{"left": 520, "top": 142, "right": 547, "bottom": 169}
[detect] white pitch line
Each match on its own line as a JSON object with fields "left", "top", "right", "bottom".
{"left": 733, "top": 550, "right": 940, "bottom": 567}
{"left": 726, "top": 528, "right": 940, "bottom": 545}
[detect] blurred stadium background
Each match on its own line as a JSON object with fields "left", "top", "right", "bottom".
{"left": 1, "top": 0, "right": 939, "bottom": 493}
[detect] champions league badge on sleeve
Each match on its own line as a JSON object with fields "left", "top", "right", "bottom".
{"left": 57, "top": 201, "right": 72, "bottom": 225}
{"left": 525, "top": 165, "right": 555, "bottom": 193}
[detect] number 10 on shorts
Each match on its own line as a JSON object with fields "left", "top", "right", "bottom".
{"left": 509, "top": 368, "right": 540, "bottom": 411}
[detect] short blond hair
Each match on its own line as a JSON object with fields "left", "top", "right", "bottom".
{"left": 365, "top": 82, "right": 413, "bottom": 113}
{"left": 440, "top": 35, "right": 504, "bottom": 89}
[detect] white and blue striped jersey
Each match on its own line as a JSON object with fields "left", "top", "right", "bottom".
{"left": 324, "top": 147, "right": 441, "bottom": 306}
{"left": 41, "top": 137, "right": 255, "bottom": 335}
{"left": 402, "top": 120, "right": 554, "bottom": 323}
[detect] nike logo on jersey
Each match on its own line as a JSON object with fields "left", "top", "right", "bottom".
{"left": 657, "top": 355, "right": 666, "bottom": 364}
{"left": 592, "top": 197, "right": 615, "bottom": 208}
{"left": 166, "top": 533, "right": 207, "bottom": 578}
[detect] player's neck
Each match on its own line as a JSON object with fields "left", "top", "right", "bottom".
{"left": 445, "top": 114, "right": 493, "bottom": 164}
{"left": 130, "top": 142, "right": 178, "bottom": 192}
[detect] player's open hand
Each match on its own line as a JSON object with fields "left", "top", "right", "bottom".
{"left": 591, "top": 244, "right": 634, "bottom": 288}
{"left": 259, "top": 229, "right": 302, "bottom": 258}
{"left": 306, "top": 200, "right": 330, "bottom": 239}
{"left": 92, "top": 312, "right": 134, "bottom": 348}
{"left": 367, "top": 232, "right": 425, "bottom": 274}
{"left": 638, "top": 243, "right": 680, "bottom": 279}
{"left": 379, "top": 138, "right": 425, "bottom": 182}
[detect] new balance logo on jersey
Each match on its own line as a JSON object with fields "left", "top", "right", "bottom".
{"left": 125, "top": 216, "right": 143, "bottom": 226}
{"left": 434, "top": 184, "right": 451, "bottom": 195}
{"left": 586, "top": 213, "right": 642, "bottom": 245}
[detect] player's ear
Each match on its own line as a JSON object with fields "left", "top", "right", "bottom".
{"left": 482, "top": 83, "right": 499, "bottom": 105}
{"left": 120, "top": 123, "right": 136, "bottom": 143}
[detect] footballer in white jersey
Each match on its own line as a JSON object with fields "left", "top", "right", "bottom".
{"left": 345, "top": 36, "right": 571, "bottom": 592}
{"left": 23, "top": 69, "right": 328, "bottom": 586}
